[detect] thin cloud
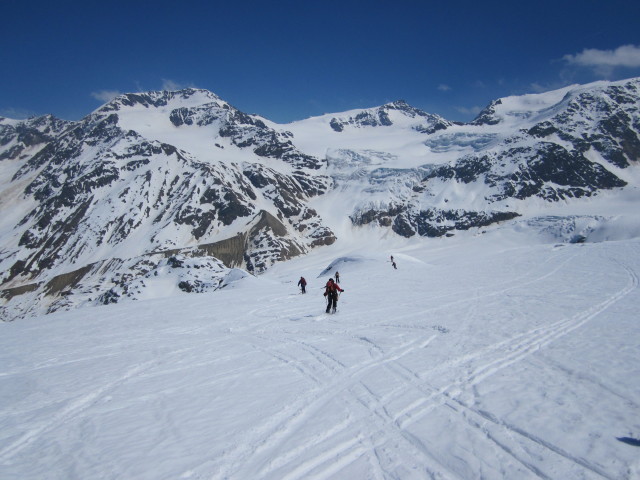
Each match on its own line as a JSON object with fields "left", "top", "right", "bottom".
{"left": 161, "top": 79, "right": 196, "bottom": 91}
{"left": 91, "top": 90, "right": 121, "bottom": 103}
{"left": 455, "top": 105, "right": 482, "bottom": 116}
{"left": 563, "top": 45, "right": 640, "bottom": 74}
{"left": 437, "top": 84, "right": 452, "bottom": 92}
{"left": 529, "top": 82, "right": 571, "bottom": 94}
{"left": 0, "top": 107, "right": 36, "bottom": 119}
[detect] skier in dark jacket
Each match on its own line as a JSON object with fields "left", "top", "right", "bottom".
{"left": 298, "top": 276, "right": 307, "bottom": 294}
{"left": 324, "top": 278, "right": 344, "bottom": 313}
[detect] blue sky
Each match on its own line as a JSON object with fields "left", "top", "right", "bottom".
{"left": 2, "top": 0, "right": 640, "bottom": 124}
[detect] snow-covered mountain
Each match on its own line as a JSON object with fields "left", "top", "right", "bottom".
{"left": 1, "top": 78, "right": 639, "bottom": 321}
{"left": 287, "top": 79, "right": 639, "bottom": 238}
{"left": 0, "top": 90, "right": 335, "bottom": 319}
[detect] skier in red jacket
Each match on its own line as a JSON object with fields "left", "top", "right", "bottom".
{"left": 298, "top": 276, "right": 307, "bottom": 294}
{"left": 324, "top": 278, "right": 344, "bottom": 314}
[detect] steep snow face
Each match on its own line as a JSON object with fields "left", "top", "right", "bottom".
{"left": 284, "top": 101, "right": 454, "bottom": 167}
{"left": 473, "top": 79, "right": 638, "bottom": 128}
{"left": 102, "top": 89, "right": 322, "bottom": 172}
{"left": 0, "top": 114, "right": 72, "bottom": 241}
{"left": 109, "top": 90, "right": 259, "bottom": 168}
{"left": 304, "top": 78, "right": 640, "bottom": 239}
{"left": 471, "top": 85, "right": 578, "bottom": 128}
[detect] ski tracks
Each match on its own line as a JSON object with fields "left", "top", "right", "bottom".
{"left": 376, "top": 260, "right": 639, "bottom": 479}
{"left": 0, "top": 344, "right": 202, "bottom": 466}
{"left": 0, "top": 361, "right": 155, "bottom": 464}
{"left": 207, "top": 252, "right": 638, "bottom": 479}
{"left": 206, "top": 330, "right": 451, "bottom": 480}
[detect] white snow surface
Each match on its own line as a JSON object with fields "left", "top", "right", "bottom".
{"left": 2, "top": 224, "right": 640, "bottom": 479}
{"left": 2, "top": 79, "right": 640, "bottom": 478}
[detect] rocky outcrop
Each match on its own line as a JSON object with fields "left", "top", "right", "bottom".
{"left": 329, "top": 100, "right": 453, "bottom": 133}
{"left": 349, "top": 79, "right": 640, "bottom": 238}
{"left": 0, "top": 89, "right": 337, "bottom": 320}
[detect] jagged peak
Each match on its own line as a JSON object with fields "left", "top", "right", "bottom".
{"left": 471, "top": 76, "right": 640, "bottom": 126}
{"left": 325, "top": 99, "right": 451, "bottom": 133}
{"left": 96, "top": 88, "right": 226, "bottom": 115}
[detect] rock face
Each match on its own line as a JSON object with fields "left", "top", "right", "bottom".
{"left": 345, "top": 79, "right": 639, "bottom": 238}
{"left": 1, "top": 78, "right": 639, "bottom": 320}
{"left": 0, "top": 90, "right": 335, "bottom": 320}
{"left": 328, "top": 100, "right": 454, "bottom": 134}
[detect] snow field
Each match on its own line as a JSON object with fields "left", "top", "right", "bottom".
{"left": 1, "top": 229, "right": 639, "bottom": 479}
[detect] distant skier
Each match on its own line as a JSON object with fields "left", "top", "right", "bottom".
{"left": 298, "top": 276, "right": 307, "bottom": 294}
{"left": 390, "top": 255, "right": 397, "bottom": 269}
{"left": 324, "top": 278, "right": 344, "bottom": 314}
{"left": 335, "top": 271, "right": 340, "bottom": 283}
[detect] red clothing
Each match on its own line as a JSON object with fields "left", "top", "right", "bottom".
{"left": 325, "top": 280, "right": 343, "bottom": 294}
{"left": 324, "top": 280, "right": 343, "bottom": 313}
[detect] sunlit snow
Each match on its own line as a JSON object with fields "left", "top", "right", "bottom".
{"left": 1, "top": 219, "right": 639, "bottom": 479}
{"left": 1, "top": 79, "right": 640, "bottom": 479}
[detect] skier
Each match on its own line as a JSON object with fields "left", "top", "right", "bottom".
{"left": 324, "top": 278, "right": 344, "bottom": 314}
{"left": 335, "top": 271, "right": 340, "bottom": 283}
{"left": 298, "top": 276, "right": 307, "bottom": 294}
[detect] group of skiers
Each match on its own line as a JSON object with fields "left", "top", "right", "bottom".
{"left": 297, "top": 255, "right": 397, "bottom": 314}
{"left": 297, "top": 272, "right": 344, "bottom": 314}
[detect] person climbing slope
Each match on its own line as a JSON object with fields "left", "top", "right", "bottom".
{"left": 324, "top": 278, "right": 344, "bottom": 314}
{"left": 298, "top": 276, "right": 307, "bottom": 294}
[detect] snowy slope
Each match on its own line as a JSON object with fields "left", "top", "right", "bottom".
{"left": 1, "top": 224, "right": 639, "bottom": 479}
{"left": 302, "top": 78, "right": 640, "bottom": 239}
{"left": 2, "top": 78, "right": 640, "bottom": 478}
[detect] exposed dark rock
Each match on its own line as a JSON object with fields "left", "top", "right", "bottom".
{"left": 471, "top": 99, "right": 503, "bottom": 126}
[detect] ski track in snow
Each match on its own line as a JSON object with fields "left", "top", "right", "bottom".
{"left": 194, "top": 249, "right": 638, "bottom": 480}
{"left": 2, "top": 242, "right": 639, "bottom": 480}
{"left": 0, "top": 344, "right": 203, "bottom": 465}
{"left": 0, "top": 361, "right": 155, "bottom": 463}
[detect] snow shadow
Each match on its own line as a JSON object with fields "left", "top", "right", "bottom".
{"left": 617, "top": 437, "right": 640, "bottom": 447}
{"left": 317, "top": 256, "right": 367, "bottom": 278}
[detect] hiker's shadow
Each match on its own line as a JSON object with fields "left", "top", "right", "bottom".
{"left": 617, "top": 437, "right": 640, "bottom": 447}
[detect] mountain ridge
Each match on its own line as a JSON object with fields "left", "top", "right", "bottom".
{"left": 1, "top": 77, "right": 639, "bottom": 320}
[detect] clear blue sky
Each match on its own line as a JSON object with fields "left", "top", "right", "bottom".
{"left": 2, "top": 0, "right": 640, "bottom": 123}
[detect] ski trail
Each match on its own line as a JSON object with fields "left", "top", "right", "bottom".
{"left": 388, "top": 361, "right": 608, "bottom": 479}
{"left": 396, "top": 261, "right": 638, "bottom": 426}
{"left": 208, "top": 250, "right": 636, "bottom": 480}
{"left": 213, "top": 252, "right": 634, "bottom": 479}
{"left": 453, "top": 398, "right": 618, "bottom": 480}
{"left": 242, "top": 255, "right": 637, "bottom": 480}
{"left": 368, "top": 262, "right": 639, "bottom": 478}
{"left": 0, "top": 360, "right": 156, "bottom": 463}
{"left": 0, "top": 343, "right": 205, "bottom": 464}
{"left": 344, "top": 381, "right": 457, "bottom": 479}
{"left": 342, "top": 248, "right": 585, "bottom": 333}
{"left": 209, "top": 332, "right": 443, "bottom": 480}
{"left": 278, "top": 435, "right": 368, "bottom": 480}
{"left": 251, "top": 336, "right": 449, "bottom": 480}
